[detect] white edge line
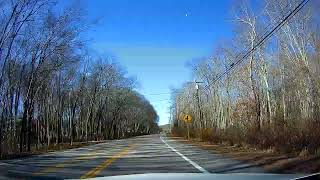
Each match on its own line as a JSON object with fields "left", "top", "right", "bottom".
{"left": 160, "top": 136, "right": 209, "bottom": 174}
{"left": 292, "top": 172, "right": 320, "bottom": 180}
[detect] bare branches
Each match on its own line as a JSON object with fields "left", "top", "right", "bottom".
{"left": 171, "top": 0, "right": 319, "bottom": 153}
{"left": 0, "top": 0, "right": 159, "bottom": 157}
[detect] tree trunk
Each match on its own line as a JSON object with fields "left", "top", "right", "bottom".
{"left": 27, "top": 102, "right": 34, "bottom": 152}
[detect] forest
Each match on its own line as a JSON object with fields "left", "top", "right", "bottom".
{"left": 0, "top": 0, "right": 159, "bottom": 158}
{"left": 170, "top": 0, "right": 320, "bottom": 154}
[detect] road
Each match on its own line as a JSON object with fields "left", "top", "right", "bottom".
{"left": 0, "top": 134, "right": 264, "bottom": 179}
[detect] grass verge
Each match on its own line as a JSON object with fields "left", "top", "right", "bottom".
{"left": 0, "top": 141, "right": 106, "bottom": 160}
{"left": 169, "top": 136, "right": 320, "bottom": 174}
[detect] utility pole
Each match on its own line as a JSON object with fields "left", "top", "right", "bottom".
{"left": 169, "top": 106, "right": 172, "bottom": 133}
{"left": 195, "top": 81, "right": 204, "bottom": 139}
{"left": 186, "top": 81, "right": 205, "bottom": 139}
{"left": 195, "top": 83, "right": 201, "bottom": 127}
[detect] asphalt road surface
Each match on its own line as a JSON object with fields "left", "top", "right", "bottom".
{"left": 0, "top": 134, "right": 265, "bottom": 179}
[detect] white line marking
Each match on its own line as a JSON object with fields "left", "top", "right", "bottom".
{"left": 160, "top": 136, "right": 209, "bottom": 173}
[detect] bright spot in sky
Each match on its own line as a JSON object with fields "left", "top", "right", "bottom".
{"left": 185, "top": 13, "right": 188, "bottom": 17}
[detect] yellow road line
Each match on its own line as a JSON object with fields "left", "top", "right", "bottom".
{"left": 32, "top": 160, "right": 76, "bottom": 175}
{"left": 80, "top": 145, "right": 134, "bottom": 179}
{"left": 33, "top": 149, "right": 103, "bottom": 176}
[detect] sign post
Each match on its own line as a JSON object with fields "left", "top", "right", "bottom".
{"left": 187, "top": 123, "right": 190, "bottom": 140}
{"left": 183, "top": 115, "right": 192, "bottom": 139}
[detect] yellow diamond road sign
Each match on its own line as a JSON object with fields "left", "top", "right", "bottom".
{"left": 184, "top": 114, "right": 192, "bottom": 123}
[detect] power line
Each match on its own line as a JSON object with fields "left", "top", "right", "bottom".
{"left": 150, "top": 99, "right": 171, "bottom": 103}
{"left": 144, "top": 91, "right": 180, "bottom": 96}
{"left": 154, "top": 99, "right": 171, "bottom": 102}
{"left": 145, "top": 0, "right": 309, "bottom": 98}
{"left": 145, "top": 92, "right": 171, "bottom": 96}
{"left": 210, "top": 0, "right": 310, "bottom": 86}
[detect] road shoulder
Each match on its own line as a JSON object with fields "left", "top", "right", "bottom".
{"left": 169, "top": 136, "right": 320, "bottom": 174}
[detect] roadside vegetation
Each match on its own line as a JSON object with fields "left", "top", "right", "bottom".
{"left": 170, "top": 0, "right": 320, "bottom": 156}
{"left": 0, "top": 0, "right": 159, "bottom": 158}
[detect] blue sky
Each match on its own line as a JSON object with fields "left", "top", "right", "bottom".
{"left": 67, "top": 0, "right": 233, "bottom": 125}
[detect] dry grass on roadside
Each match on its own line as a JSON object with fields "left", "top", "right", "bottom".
{"left": 1, "top": 141, "right": 105, "bottom": 160}
{"left": 170, "top": 136, "right": 320, "bottom": 174}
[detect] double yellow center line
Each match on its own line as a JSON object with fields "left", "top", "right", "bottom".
{"left": 80, "top": 144, "right": 134, "bottom": 179}
{"left": 33, "top": 149, "right": 103, "bottom": 176}
{"left": 33, "top": 144, "right": 134, "bottom": 179}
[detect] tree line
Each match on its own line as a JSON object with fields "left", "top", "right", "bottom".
{"left": 170, "top": 0, "right": 320, "bottom": 154}
{"left": 0, "top": 0, "right": 159, "bottom": 157}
